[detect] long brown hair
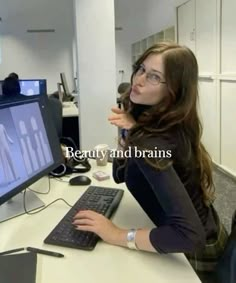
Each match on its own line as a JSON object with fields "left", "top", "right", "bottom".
{"left": 121, "top": 42, "right": 214, "bottom": 205}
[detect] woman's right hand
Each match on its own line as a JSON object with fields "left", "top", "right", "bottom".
{"left": 108, "top": 107, "right": 136, "bottom": 130}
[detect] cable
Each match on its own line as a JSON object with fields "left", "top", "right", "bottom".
{"left": 28, "top": 175, "right": 51, "bottom": 195}
{"left": 52, "top": 177, "right": 69, "bottom": 183}
{"left": 23, "top": 190, "right": 73, "bottom": 216}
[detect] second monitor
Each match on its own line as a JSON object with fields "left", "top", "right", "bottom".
{"left": 20, "top": 79, "right": 47, "bottom": 96}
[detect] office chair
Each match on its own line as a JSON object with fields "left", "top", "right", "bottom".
{"left": 117, "top": 82, "right": 130, "bottom": 95}
{"left": 48, "top": 96, "right": 63, "bottom": 138}
{"left": 216, "top": 210, "right": 236, "bottom": 283}
{"left": 117, "top": 82, "right": 130, "bottom": 109}
{"left": 48, "top": 97, "right": 90, "bottom": 177}
{"left": 48, "top": 96, "right": 78, "bottom": 154}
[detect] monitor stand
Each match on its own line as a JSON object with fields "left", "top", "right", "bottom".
{"left": 0, "top": 191, "right": 44, "bottom": 223}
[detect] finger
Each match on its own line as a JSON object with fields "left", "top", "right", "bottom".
{"left": 75, "top": 225, "right": 97, "bottom": 233}
{"left": 74, "top": 210, "right": 97, "bottom": 220}
{"left": 85, "top": 210, "right": 104, "bottom": 218}
{"left": 75, "top": 209, "right": 101, "bottom": 218}
{"left": 111, "top": 107, "right": 124, "bottom": 114}
{"left": 72, "top": 219, "right": 94, "bottom": 226}
{"left": 108, "top": 114, "right": 121, "bottom": 121}
{"left": 110, "top": 120, "right": 124, "bottom": 128}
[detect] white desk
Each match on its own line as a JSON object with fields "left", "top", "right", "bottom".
{"left": 62, "top": 102, "right": 79, "bottom": 117}
{"left": 0, "top": 161, "right": 200, "bottom": 283}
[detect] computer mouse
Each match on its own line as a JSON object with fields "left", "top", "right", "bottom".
{"left": 69, "top": 175, "right": 91, "bottom": 186}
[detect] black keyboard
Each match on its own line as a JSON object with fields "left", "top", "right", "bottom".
{"left": 44, "top": 186, "right": 124, "bottom": 250}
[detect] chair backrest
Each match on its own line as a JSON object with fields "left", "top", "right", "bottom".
{"left": 216, "top": 210, "right": 236, "bottom": 283}
{"left": 117, "top": 82, "right": 130, "bottom": 95}
{"left": 48, "top": 97, "right": 63, "bottom": 138}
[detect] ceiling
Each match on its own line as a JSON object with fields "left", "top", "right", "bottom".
{"left": 0, "top": 0, "right": 135, "bottom": 35}
{"left": 0, "top": 0, "right": 74, "bottom": 34}
{"left": 0, "top": 0, "right": 170, "bottom": 42}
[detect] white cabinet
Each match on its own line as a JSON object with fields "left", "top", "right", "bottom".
{"left": 221, "top": 82, "right": 236, "bottom": 174}
{"left": 177, "top": 0, "right": 195, "bottom": 53}
{"left": 164, "top": 27, "right": 175, "bottom": 42}
{"left": 221, "top": 0, "right": 236, "bottom": 74}
{"left": 177, "top": 0, "right": 217, "bottom": 73}
{"left": 131, "top": 26, "right": 175, "bottom": 64}
{"left": 195, "top": 0, "right": 217, "bottom": 74}
{"left": 177, "top": 0, "right": 236, "bottom": 176}
{"left": 198, "top": 80, "right": 219, "bottom": 162}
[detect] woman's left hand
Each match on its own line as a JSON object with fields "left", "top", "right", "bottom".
{"left": 108, "top": 107, "right": 136, "bottom": 129}
{"left": 72, "top": 210, "right": 126, "bottom": 245}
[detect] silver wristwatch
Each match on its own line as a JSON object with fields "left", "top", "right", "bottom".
{"left": 126, "top": 229, "right": 138, "bottom": 250}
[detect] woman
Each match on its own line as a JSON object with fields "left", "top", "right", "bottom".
{"left": 73, "top": 43, "right": 228, "bottom": 282}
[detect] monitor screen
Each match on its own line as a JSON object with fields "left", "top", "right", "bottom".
{"left": 19, "top": 79, "right": 47, "bottom": 96}
{"left": 0, "top": 95, "right": 63, "bottom": 221}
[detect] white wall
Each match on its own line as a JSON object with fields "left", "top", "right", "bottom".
{"left": 0, "top": 33, "right": 73, "bottom": 94}
{"left": 0, "top": 0, "right": 74, "bottom": 94}
{"left": 114, "top": 0, "right": 175, "bottom": 88}
{"left": 74, "top": 0, "right": 117, "bottom": 150}
{"left": 115, "top": 36, "right": 132, "bottom": 87}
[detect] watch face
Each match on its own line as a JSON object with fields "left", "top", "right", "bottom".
{"left": 127, "top": 229, "right": 138, "bottom": 250}
{"left": 127, "top": 233, "right": 132, "bottom": 241}
{"left": 127, "top": 230, "right": 135, "bottom": 241}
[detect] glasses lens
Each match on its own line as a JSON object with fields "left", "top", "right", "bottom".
{"left": 147, "top": 73, "right": 161, "bottom": 85}
{"left": 133, "top": 64, "right": 164, "bottom": 85}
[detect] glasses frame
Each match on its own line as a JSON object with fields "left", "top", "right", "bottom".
{"left": 133, "top": 64, "right": 167, "bottom": 85}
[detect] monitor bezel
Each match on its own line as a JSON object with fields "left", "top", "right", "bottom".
{"left": 19, "top": 79, "right": 47, "bottom": 96}
{"left": 0, "top": 94, "right": 63, "bottom": 206}
{"left": 60, "top": 73, "right": 70, "bottom": 97}
{"left": 0, "top": 79, "right": 47, "bottom": 96}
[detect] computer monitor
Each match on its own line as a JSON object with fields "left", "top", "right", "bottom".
{"left": 19, "top": 79, "right": 47, "bottom": 96}
{"left": 57, "top": 82, "right": 64, "bottom": 103}
{"left": 73, "top": 77, "right": 78, "bottom": 93}
{"left": 60, "top": 73, "right": 72, "bottom": 101}
{"left": 0, "top": 95, "right": 63, "bottom": 222}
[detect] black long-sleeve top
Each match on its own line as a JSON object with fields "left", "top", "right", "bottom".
{"left": 112, "top": 141, "right": 217, "bottom": 254}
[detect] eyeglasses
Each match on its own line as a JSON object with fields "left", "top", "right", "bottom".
{"left": 133, "top": 64, "right": 167, "bottom": 85}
